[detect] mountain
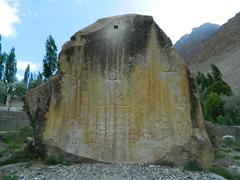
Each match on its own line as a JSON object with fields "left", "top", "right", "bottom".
{"left": 187, "top": 12, "right": 240, "bottom": 92}
{"left": 175, "top": 13, "right": 240, "bottom": 92}
{"left": 174, "top": 23, "right": 220, "bottom": 64}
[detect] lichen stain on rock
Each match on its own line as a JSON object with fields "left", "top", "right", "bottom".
{"left": 28, "top": 14, "right": 213, "bottom": 168}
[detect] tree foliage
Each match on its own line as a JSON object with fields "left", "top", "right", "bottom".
{"left": 223, "top": 94, "right": 240, "bottom": 126}
{"left": 0, "top": 80, "right": 7, "bottom": 104}
{"left": 14, "top": 81, "right": 28, "bottom": 101}
{"left": 211, "top": 64, "right": 222, "bottom": 82}
{"left": 203, "top": 93, "right": 224, "bottom": 122}
{"left": 24, "top": 64, "right": 30, "bottom": 87}
{"left": 29, "top": 72, "right": 43, "bottom": 89}
{"left": 196, "top": 64, "right": 229, "bottom": 95}
{"left": 43, "top": 35, "right": 57, "bottom": 80}
{"left": 0, "top": 35, "right": 5, "bottom": 80}
{"left": 196, "top": 64, "right": 234, "bottom": 125}
{"left": 4, "top": 48, "right": 17, "bottom": 84}
{"left": 205, "top": 81, "right": 232, "bottom": 97}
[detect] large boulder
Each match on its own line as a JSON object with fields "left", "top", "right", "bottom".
{"left": 27, "top": 14, "right": 213, "bottom": 168}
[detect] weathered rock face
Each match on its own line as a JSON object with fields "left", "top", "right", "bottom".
{"left": 27, "top": 14, "right": 213, "bottom": 167}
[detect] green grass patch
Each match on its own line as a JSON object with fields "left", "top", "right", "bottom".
{"left": 222, "top": 148, "right": 232, "bottom": 153}
{"left": 2, "top": 126, "right": 33, "bottom": 150}
{"left": 214, "top": 150, "right": 226, "bottom": 160}
{"left": 234, "top": 155, "right": 240, "bottom": 160}
{"left": 45, "top": 155, "right": 72, "bottom": 166}
{"left": 210, "top": 165, "right": 240, "bottom": 180}
{"left": 0, "top": 149, "right": 8, "bottom": 157}
{"left": 0, "top": 148, "right": 36, "bottom": 166}
{"left": 232, "top": 143, "right": 240, "bottom": 152}
{"left": 0, "top": 126, "right": 36, "bottom": 167}
{"left": 2, "top": 175, "right": 18, "bottom": 180}
{"left": 183, "top": 160, "right": 203, "bottom": 172}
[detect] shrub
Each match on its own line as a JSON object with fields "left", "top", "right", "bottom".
{"left": 205, "top": 81, "right": 232, "bottom": 97}
{"left": 223, "top": 94, "right": 240, "bottom": 126}
{"left": 216, "top": 115, "right": 232, "bottom": 125}
{"left": 203, "top": 93, "right": 224, "bottom": 122}
{"left": 0, "top": 148, "right": 35, "bottom": 166}
{"left": 45, "top": 155, "right": 72, "bottom": 166}
{"left": 214, "top": 150, "right": 226, "bottom": 160}
{"left": 210, "top": 165, "right": 240, "bottom": 180}
{"left": 2, "top": 126, "right": 33, "bottom": 150}
{"left": 183, "top": 160, "right": 203, "bottom": 171}
{"left": 3, "top": 175, "right": 18, "bottom": 180}
{"left": 234, "top": 156, "right": 240, "bottom": 160}
{"left": 232, "top": 143, "right": 240, "bottom": 152}
{"left": 0, "top": 80, "right": 7, "bottom": 104}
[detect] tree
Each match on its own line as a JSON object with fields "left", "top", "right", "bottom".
{"left": 196, "top": 64, "right": 232, "bottom": 98}
{"left": 205, "top": 81, "right": 232, "bottom": 97}
{"left": 14, "top": 81, "right": 27, "bottom": 101}
{"left": 203, "top": 93, "right": 224, "bottom": 122}
{"left": 196, "top": 71, "right": 209, "bottom": 91}
{"left": 43, "top": 35, "right": 57, "bottom": 80}
{"left": 223, "top": 94, "right": 240, "bottom": 126}
{"left": 35, "top": 72, "right": 43, "bottom": 86}
{"left": 4, "top": 48, "right": 17, "bottom": 84}
{"left": 0, "top": 35, "right": 6, "bottom": 80}
{"left": 211, "top": 64, "right": 222, "bottom": 82}
{"left": 0, "top": 80, "right": 7, "bottom": 104}
{"left": 24, "top": 64, "right": 30, "bottom": 87}
{"left": 28, "top": 72, "right": 43, "bottom": 89}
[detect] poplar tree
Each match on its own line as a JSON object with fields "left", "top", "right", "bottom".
{"left": 43, "top": 35, "right": 57, "bottom": 80}
{"left": 4, "top": 48, "right": 17, "bottom": 84}
{"left": 24, "top": 64, "right": 30, "bottom": 87}
{"left": 0, "top": 35, "right": 5, "bottom": 80}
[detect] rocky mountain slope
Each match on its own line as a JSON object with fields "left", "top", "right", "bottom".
{"left": 175, "top": 12, "right": 240, "bottom": 92}
{"left": 174, "top": 23, "right": 220, "bottom": 64}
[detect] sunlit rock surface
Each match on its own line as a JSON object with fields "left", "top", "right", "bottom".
{"left": 27, "top": 14, "right": 213, "bottom": 168}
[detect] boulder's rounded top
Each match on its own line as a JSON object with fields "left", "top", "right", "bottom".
{"left": 80, "top": 14, "right": 154, "bottom": 34}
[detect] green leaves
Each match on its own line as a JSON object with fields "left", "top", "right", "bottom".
{"left": 203, "top": 93, "right": 224, "bottom": 122}
{"left": 196, "top": 64, "right": 235, "bottom": 125}
{"left": 24, "top": 64, "right": 30, "bottom": 87}
{"left": 4, "top": 48, "right": 17, "bottom": 84}
{"left": 43, "top": 35, "right": 58, "bottom": 81}
{"left": 223, "top": 94, "right": 240, "bottom": 125}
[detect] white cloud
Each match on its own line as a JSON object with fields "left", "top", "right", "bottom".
{"left": 0, "top": 0, "right": 20, "bottom": 37}
{"left": 17, "top": 61, "right": 41, "bottom": 72}
{"left": 16, "top": 73, "right": 23, "bottom": 80}
{"left": 16, "top": 61, "right": 41, "bottom": 80}
{"left": 130, "top": 0, "right": 240, "bottom": 43}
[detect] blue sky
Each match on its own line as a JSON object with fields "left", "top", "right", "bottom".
{"left": 1, "top": 0, "right": 240, "bottom": 79}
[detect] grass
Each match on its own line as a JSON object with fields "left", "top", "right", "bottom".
{"left": 183, "top": 160, "right": 203, "bottom": 172}
{"left": 0, "top": 148, "right": 36, "bottom": 166}
{"left": 214, "top": 150, "right": 226, "bottom": 160}
{"left": 2, "top": 175, "right": 18, "bottom": 180}
{"left": 45, "top": 155, "right": 72, "bottom": 166}
{"left": 0, "top": 149, "right": 8, "bottom": 157}
{"left": 232, "top": 143, "right": 240, "bottom": 152}
{"left": 1, "top": 126, "right": 33, "bottom": 150}
{"left": 0, "top": 126, "right": 36, "bottom": 167}
{"left": 234, "top": 155, "right": 240, "bottom": 160}
{"left": 210, "top": 165, "right": 240, "bottom": 180}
